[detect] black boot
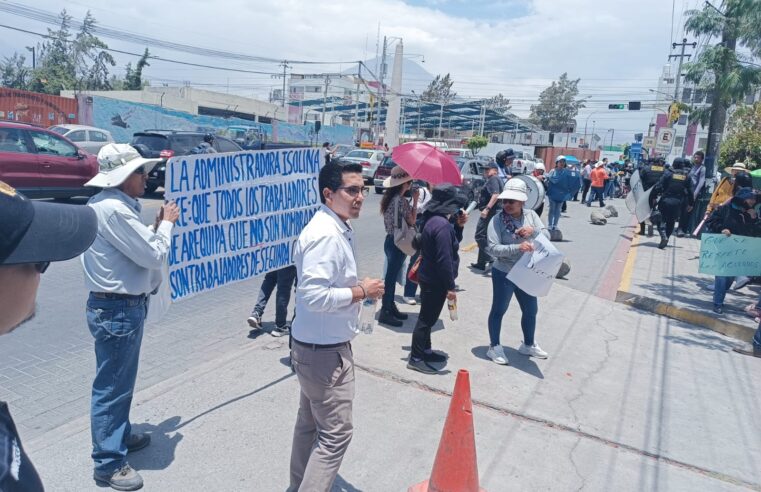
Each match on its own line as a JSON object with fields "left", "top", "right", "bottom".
{"left": 378, "top": 308, "right": 403, "bottom": 327}
{"left": 389, "top": 303, "right": 408, "bottom": 320}
{"left": 658, "top": 237, "right": 668, "bottom": 249}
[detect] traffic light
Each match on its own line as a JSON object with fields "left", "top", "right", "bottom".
{"left": 608, "top": 104, "right": 626, "bottom": 109}
{"left": 628, "top": 101, "right": 641, "bottom": 110}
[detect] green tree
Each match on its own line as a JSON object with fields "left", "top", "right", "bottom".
{"left": 683, "top": 0, "right": 761, "bottom": 175}
{"left": 466, "top": 135, "right": 488, "bottom": 154}
{"left": 124, "top": 49, "right": 151, "bottom": 90}
{"left": 484, "top": 93, "right": 511, "bottom": 115}
{"left": 719, "top": 103, "right": 761, "bottom": 168}
{"left": 529, "top": 73, "right": 586, "bottom": 133}
{"left": 421, "top": 73, "right": 456, "bottom": 104}
{"left": 72, "top": 12, "right": 116, "bottom": 90}
{"left": 0, "top": 53, "right": 31, "bottom": 89}
{"left": 32, "top": 9, "right": 77, "bottom": 94}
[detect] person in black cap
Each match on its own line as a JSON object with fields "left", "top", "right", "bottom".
{"left": 494, "top": 149, "right": 515, "bottom": 183}
{"left": 652, "top": 157, "right": 694, "bottom": 249}
{"left": 0, "top": 180, "right": 97, "bottom": 492}
{"left": 407, "top": 183, "right": 468, "bottom": 374}
{"left": 471, "top": 161, "right": 504, "bottom": 271}
{"left": 638, "top": 157, "right": 667, "bottom": 236}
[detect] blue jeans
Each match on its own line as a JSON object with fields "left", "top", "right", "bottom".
{"left": 586, "top": 187, "right": 605, "bottom": 207}
{"left": 547, "top": 199, "right": 563, "bottom": 230}
{"left": 487, "top": 268, "right": 538, "bottom": 347}
{"left": 250, "top": 266, "right": 297, "bottom": 327}
{"left": 713, "top": 276, "right": 735, "bottom": 309}
{"left": 87, "top": 293, "right": 147, "bottom": 474}
{"left": 383, "top": 234, "right": 407, "bottom": 309}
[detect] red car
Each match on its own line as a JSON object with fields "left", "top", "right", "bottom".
{"left": 0, "top": 122, "right": 98, "bottom": 199}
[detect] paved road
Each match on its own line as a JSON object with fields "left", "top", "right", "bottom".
{"left": 0, "top": 191, "right": 626, "bottom": 440}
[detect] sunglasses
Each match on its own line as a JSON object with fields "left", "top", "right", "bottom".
{"left": 337, "top": 186, "right": 369, "bottom": 197}
{"left": 133, "top": 166, "right": 146, "bottom": 175}
{"left": 34, "top": 261, "right": 50, "bottom": 274}
{"left": 503, "top": 199, "right": 520, "bottom": 204}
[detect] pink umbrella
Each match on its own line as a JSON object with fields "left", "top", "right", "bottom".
{"left": 391, "top": 142, "right": 463, "bottom": 185}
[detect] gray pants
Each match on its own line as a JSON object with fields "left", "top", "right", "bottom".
{"left": 289, "top": 340, "right": 355, "bottom": 492}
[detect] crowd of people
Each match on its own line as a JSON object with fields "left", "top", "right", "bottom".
{"left": 2, "top": 139, "right": 760, "bottom": 492}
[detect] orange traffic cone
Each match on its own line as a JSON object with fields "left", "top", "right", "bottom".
{"left": 408, "top": 369, "right": 486, "bottom": 492}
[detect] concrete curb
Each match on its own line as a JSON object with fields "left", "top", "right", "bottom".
{"left": 615, "top": 290, "right": 755, "bottom": 344}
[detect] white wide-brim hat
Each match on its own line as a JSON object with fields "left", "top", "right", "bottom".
{"left": 85, "top": 143, "right": 161, "bottom": 188}
{"left": 729, "top": 162, "right": 747, "bottom": 172}
{"left": 498, "top": 178, "right": 528, "bottom": 202}
{"left": 382, "top": 166, "right": 413, "bottom": 188}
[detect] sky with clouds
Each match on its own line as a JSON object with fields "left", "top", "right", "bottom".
{"left": 0, "top": 0, "right": 705, "bottom": 144}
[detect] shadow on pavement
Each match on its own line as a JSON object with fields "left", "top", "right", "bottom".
{"left": 332, "top": 474, "right": 363, "bottom": 492}
{"left": 129, "top": 417, "right": 184, "bottom": 471}
{"left": 663, "top": 331, "right": 739, "bottom": 351}
{"left": 174, "top": 372, "right": 295, "bottom": 432}
{"left": 471, "top": 346, "right": 544, "bottom": 379}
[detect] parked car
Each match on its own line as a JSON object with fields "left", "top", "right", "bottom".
{"left": 341, "top": 149, "right": 386, "bottom": 183}
{"left": 456, "top": 158, "right": 486, "bottom": 204}
{"left": 0, "top": 122, "right": 98, "bottom": 199}
{"left": 444, "top": 148, "right": 475, "bottom": 159}
{"left": 510, "top": 150, "right": 536, "bottom": 175}
{"left": 48, "top": 124, "right": 114, "bottom": 155}
{"left": 130, "top": 130, "right": 242, "bottom": 193}
{"left": 373, "top": 155, "right": 396, "bottom": 194}
{"left": 332, "top": 144, "right": 355, "bottom": 159}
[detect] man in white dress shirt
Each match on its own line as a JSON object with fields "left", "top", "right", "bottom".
{"left": 81, "top": 144, "right": 179, "bottom": 491}
{"left": 289, "top": 161, "right": 384, "bottom": 491}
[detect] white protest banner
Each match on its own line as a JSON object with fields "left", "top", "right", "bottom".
{"left": 699, "top": 233, "right": 761, "bottom": 277}
{"left": 625, "top": 170, "right": 641, "bottom": 213}
{"left": 163, "top": 148, "right": 322, "bottom": 301}
{"left": 506, "top": 234, "right": 565, "bottom": 297}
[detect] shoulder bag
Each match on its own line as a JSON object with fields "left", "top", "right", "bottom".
{"left": 393, "top": 197, "right": 417, "bottom": 256}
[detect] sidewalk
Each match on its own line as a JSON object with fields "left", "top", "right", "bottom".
{"left": 25, "top": 240, "right": 761, "bottom": 491}
{"left": 615, "top": 223, "right": 760, "bottom": 344}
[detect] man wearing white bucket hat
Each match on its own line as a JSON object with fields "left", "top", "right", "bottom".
{"left": 81, "top": 144, "right": 180, "bottom": 491}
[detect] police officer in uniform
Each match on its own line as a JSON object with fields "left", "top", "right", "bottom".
{"left": 638, "top": 157, "right": 666, "bottom": 236}
{"left": 653, "top": 157, "right": 694, "bottom": 249}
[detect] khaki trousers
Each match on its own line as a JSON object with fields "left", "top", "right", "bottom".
{"left": 289, "top": 341, "right": 355, "bottom": 492}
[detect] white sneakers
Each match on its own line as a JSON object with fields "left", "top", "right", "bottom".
{"left": 402, "top": 296, "right": 417, "bottom": 305}
{"left": 487, "top": 342, "right": 549, "bottom": 365}
{"left": 519, "top": 342, "right": 549, "bottom": 359}
{"left": 486, "top": 345, "right": 509, "bottom": 365}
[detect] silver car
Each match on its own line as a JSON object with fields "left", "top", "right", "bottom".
{"left": 341, "top": 149, "right": 387, "bottom": 183}
{"left": 48, "top": 124, "right": 115, "bottom": 154}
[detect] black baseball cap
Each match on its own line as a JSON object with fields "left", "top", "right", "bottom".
{"left": 0, "top": 181, "right": 97, "bottom": 266}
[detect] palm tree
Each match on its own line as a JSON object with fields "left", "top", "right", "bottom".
{"left": 683, "top": 0, "right": 761, "bottom": 175}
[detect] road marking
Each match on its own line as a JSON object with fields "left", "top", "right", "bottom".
{"left": 618, "top": 228, "right": 640, "bottom": 293}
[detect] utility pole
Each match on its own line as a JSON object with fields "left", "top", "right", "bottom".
{"left": 668, "top": 38, "right": 696, "bottom": 102}
{"left": 26, "top": 46, "right": 35, "bottom": 69}
{"left": 354, "top": 63, "right": 362, "bottom": 141}
{"left": 321, "top": 74, "right": 331, "bottom": 126}
{"left": 278, "top": 61, "right": 291, "bottom": 108}
{"left": 375, "top": 36, "right": 388, "bottom": 144}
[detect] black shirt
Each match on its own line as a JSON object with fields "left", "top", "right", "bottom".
{"left": 479, "top": 175, "right": 504, "bottom": 211}
{"left": 0, "top": 402, "right": 43, "bottom": 492}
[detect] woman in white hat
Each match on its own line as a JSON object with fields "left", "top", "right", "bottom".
{"left": 379, "top": 166, "right": 418, "bottom": 327}
{"left": 485, "top": 178, "right": 550, "bottom": 365}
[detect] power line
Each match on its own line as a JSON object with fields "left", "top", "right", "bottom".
{"left": 0, "top": 24, "right": 284, "bottom": 76}
{"left": 0, "top": 1, "right": 360, "bottom": 66}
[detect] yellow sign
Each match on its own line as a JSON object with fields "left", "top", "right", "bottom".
{"left": 668, "top": 102, "right": 680, "bottom": 125}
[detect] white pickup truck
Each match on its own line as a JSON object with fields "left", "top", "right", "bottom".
{"left": 510, "top": 150, "right": 536, "bottom": 175}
